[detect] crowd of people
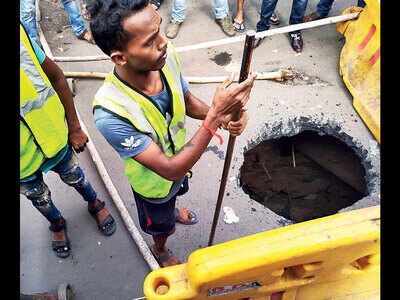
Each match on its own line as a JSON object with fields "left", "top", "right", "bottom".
{"left": 20, "top": 0, "right": 366, "bottom": 54}
{"left": 20, "top": 0, "right": 366, "bottom": 267}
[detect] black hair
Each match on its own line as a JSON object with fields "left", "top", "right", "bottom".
{"left": 88, "top": 0, "right": 149, "bottom": 56}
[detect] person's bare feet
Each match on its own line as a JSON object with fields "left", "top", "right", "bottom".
{"left": 304, "top": 12, "right": 320, "bottom": 22}
{"left": 151, "top": 245, "right": 181, "bottom": 267}
{"left": 232, "top": 15, "right": 245, "bottom": 32}
{"left": 52, "top": 229, "right": 67, "bottom": 243}
{"left": 177, "top": 208, "right": 196, "bottom": 223}
{"left": 78, "top": 29, "right": 95, "bottom": 44}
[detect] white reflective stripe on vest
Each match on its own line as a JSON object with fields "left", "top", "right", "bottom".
{"left": 97, "top": 82, "right": 158, "bottom": 139}
{"left": 164, "top": 46, "right": 185, "bottom": 105}
{"left": 20, "top": 39, "right": 56, "bottom": 118}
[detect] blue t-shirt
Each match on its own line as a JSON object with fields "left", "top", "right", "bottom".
{"left": 31, "top": 38, "right": 45, "bottom": 64}
{"left": 21, "top": 38, "right": 69, "bottom": 182}
{"left": 94, "top": 71, "right": 189, "bottom": 203}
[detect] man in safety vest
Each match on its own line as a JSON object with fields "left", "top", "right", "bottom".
{"left": 88, "top": 0, "right": 256, "bottom": 267}
{"left": 20, "top": 23, "right": 117, "bottom": 259}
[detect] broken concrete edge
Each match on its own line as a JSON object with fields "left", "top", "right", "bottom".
{"left": 226, "top": 115, "right": 380, "bottom": 224}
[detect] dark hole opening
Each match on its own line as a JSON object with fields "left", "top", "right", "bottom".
{"left": 240, "top": 130, "right": 367, "bottom": 223}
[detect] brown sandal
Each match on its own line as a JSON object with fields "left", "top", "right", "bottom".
{"left": 150, "top": 245, "right": 181, "bottom": 267}
{"left": 78, "top": 29, "right": 95, "bottom": 44}
{"left": 304, "top": 12, "right": 320, "bottom": 22}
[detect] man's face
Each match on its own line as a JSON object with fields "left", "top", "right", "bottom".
{"left": 117, "top": 4, "right": 168, "bottom": 72}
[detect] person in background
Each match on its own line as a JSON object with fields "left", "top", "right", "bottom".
{"left": 165, "top": 0, "right": 236, "bottom": 39}
{"left": 254, "top": 0, "right": 308, "bottom": 53}
{"left": 303, "top": 0, "right": 366, "bottom": 22}
{"left": 232, "top": 0, "right": 280, "bottom": 33}
{"left": 20, "top": 23, "right": 116, "bottom": 259}
{"left": 20, "top": 0, "right": 95, "bottom": 44}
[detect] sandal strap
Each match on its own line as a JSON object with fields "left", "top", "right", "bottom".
{"left": 88, "top": 200, "right": 105, "bottom": 215}
{"left": 49, "top": 217, "right": 66, "bottom": 232}
{"left": 98, "top": 215, "right": 114, "bottom": 229}
{"left": 158, "top": 249, "right": 173, "bottom": 264}
{"left": 52, "top": 240, "right": 69, "bottom": 251}
{"left": 88, "top": 200, "right": 116, "bottom": 235}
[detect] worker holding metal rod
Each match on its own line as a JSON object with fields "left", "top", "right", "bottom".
{"left": 88, "top": 0, "right": 257, "bottom": 267}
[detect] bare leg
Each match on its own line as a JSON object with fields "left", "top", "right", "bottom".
{"left": 151, "top": 228, "right": 181, "bottom": 267}
{"left": 234, "top": 0, "right": 244, "bottom": 23}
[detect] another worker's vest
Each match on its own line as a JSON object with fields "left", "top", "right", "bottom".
{"left": 20, "top": 24, "right": 68, "bottom": 179}
{"left": 92, "top": 44, "right": 187, "bottom": 198}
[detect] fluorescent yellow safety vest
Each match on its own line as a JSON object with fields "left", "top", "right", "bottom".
{"left": 20, "top": 24, "right": 68, "bottom": 179}
{"left": 93, "top": 44, "right": 187, "bottom": 199}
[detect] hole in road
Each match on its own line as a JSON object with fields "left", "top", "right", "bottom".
{"left": 240, "top": 130, "right": 367, "bottom": 223}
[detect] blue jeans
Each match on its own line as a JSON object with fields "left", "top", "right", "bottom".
{"left": 315, "top": 0, "right": 365, "bottom": 18}
{"left": 316, "top": 0, "right": 334, "bottom": 18}
{"left": 20, "top": 0, "right": 86, "bottom": 43}
{"left": 20, "top": 146, "right": 97, "bottom": 223}
{"left": 256, "top": 0, "right": 308, "bottom": 33}
{"left": 172, "top": 0, "right": 229, "bottom": 22}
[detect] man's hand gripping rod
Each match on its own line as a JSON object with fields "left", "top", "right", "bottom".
{"left": 208, "top": 30, "right": 256, "bottom": 246}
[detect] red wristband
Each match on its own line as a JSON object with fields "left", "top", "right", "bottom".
{"left": 202, "top": 120, "right": 223, "bottom": 145}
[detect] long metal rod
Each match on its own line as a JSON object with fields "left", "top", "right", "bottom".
{"left": 51, "top": 12, "right": 359, "bottom": 62}
{"left": 208, "top": 31, "right": 256, "bottom": 246}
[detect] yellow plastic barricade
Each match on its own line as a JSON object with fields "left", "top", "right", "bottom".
{"left": 143, "top": 205, "right": 380, "bottom": 300}
{"left": 337, "top": 0, "right": 381, "bottom": 143}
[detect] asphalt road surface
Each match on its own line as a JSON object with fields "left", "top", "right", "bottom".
{"left": 20, "top": 0, "right": 380, "bottom": 299}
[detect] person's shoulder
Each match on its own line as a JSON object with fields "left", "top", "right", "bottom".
{"left": 94, "top": 73, "right": 132, "bottom": 105}
{"left": 93, "top": 107, "right": 141, "bottom": 142}
{"left": 93, "top": 107, "right": 122, "bottom": 124}
{"left": 94, "top": 77, "right": 114, "bottom": 97}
